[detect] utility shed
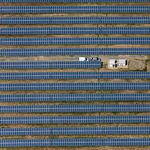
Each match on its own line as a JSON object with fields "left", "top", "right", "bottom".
{"left": 109, "top": 59, "right": 115, "bottom": 67}
{"left": 117, "top": 59, "right": 126, "bottom": 66}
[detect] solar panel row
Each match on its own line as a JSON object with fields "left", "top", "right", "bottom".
{"left": 1, "top": 27, "right": 150, "bottom": 35}
{"left": 1, "top": 37, "right": 150, "bottom": 45}
{"left": 1, "top": 48, "right": 150, "bottom": 56}
{"left": 2, "top": 138, "right": 150, "bottom": 147}
{"left": 0, "top": 83, "right": 149, "bottom": 91}
{"left": 1, "top": 127, "right": 150, "bottom": 136}
{"left": 1, "top": 104, "right": 150, "bottom": 113}
{"left": 1, "top": 93, "right": 150, "bottom": 102}
{"left": 1, "top": 72, "right": 150, "bottom": 80}
{"left": 0, "top": 17, "right": 149, "bottom": 24}
{"left": 0, "top": 61, "right": 101, "bottom": 69}
{"left": 0, "top": 0, "right": 149, "bottom": 2}
{"left": 1, "top": 115, "right": 150, "bottom": 124}
{"left": 1, "top": 6, "right": 150, "bottom": 14}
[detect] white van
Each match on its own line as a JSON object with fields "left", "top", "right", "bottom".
{"left": 79, "top": 57, "right": 89, "bottom": 61}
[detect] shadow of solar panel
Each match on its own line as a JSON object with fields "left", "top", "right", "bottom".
{"left": 0, "top": 94, "right": 51, "bottom": 102}
{"left": 1, "top": 49, "right": 51, "bottom": 56}
{"left": 0, "top": 17, "right": 51, "bottom": 24}
{"left": 1, "top": 6, "right": 51, "bottom": 13}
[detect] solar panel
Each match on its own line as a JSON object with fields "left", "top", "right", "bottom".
{"left": 1, "top": 115, "right": 150, "bottom": 124}
{"left": 0, "top": 72, "right": 51, "bottom": 80}
{"left": 101, "top": 27, "right": 150, "bottom": 34}
{"left": 102, "top": 48, "right": 150, "bottom": 55}
{"left": 1, "top": 48, "right": 150, "bottom": 56}
{"left": 1, "top": 127, "right": 150, "bottom": 136}
{"left": 0, "top": 62, "right": 51, "bottom": 69}
{"left": 51, "top": 17, "right": 100, "bottom": 24}
{"left": 1, "top": 6, "right": 51, "bottom": 13}
{"left": 0, "top": 83, "right": 51, "bottom": 91}
{"left": 0, "top": 17, "right": 51, "bottom": 24}
{"left": 0, "top": 83, "right": 150, "bottom": 91}
{"left": 1, "top": 38, "right": 51, "bottom": 45}
{"left": 1, "top": 93, "right": 150, "bottom": 102}
{"left": 1, "top": 104, "right": 150, "bottom": 113}
{"left": 1, "top": 49, "right": 51, "bottom": 56}
{"left": 1, "top": 0, "right": 50, "bottom": 2}
{"left": 0, "top": 94, "right": 51, "bottom": 102}
{"left": 100, "top": 6, "right": 149, "bottom": 13}
{"left": 51, "top": 48, "right": 100, "bottom": 55}
{"left": 51, "top": 6, "right": 99, "bottom": 13}
{"left": 51, "top": 61, "right": 101, "bottom": 69}
{"left": 101, "top": 17, "right": 150, "bottom": 24}
{"left": 0, "top": 27, "right": 50, "bottom": 35}
{"left": 51, "top": 27, "right": 100, "bottom": 34}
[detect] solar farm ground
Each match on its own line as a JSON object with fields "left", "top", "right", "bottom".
{"left": 1, "top": 1, "right": 150, "bottom": 150}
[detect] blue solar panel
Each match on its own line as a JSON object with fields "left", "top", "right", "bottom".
{"left": 101, "top": 17, "right": 150, "bottom": 24}
{"left": 1, "top": 0, "right": 50, "bottom": 2}
{"left": 1, "top": 6, "right": 51, "bottom": 13}
{"left": 51, "top": 6, "right": 99, "bottom": 13}
{"left": 0, "top": 139, "right": 52, "bottom": 147}
{"left": 1, "top": 93, "right": 150, "bottom": 102}
{"left": 0, "top": 28, "right": 50, "bottom": 35}
{"left": 51, "top": 72, "right": 101, "bottom": 79}
{"left": 0, "top": 128, "right": 51, "bottom": 136}
{"left": 102, "top": 48, "right": 150, "bottom": 55}
{"left": 0, "top": 17, "right": 51, "bottom": 24}
{"left": 103, "top": 116, "right": 150, "bottom": 123}
{"left": 0, "top": 72, "right": 51, "bottom": 80}
{"left": 51, "top": 61, "right": 101, "bottom": 69}
{"left": 102, "top": 37, "right": 150, "bottom": 44}
{"left": 103, "top": 93, "right": 150, "bottom": 101}
{"left": 51, "top": 38, "right": 101, "bottom": 45}
{"left": 100, "top": 6, "right": 149, "bottom": 13}
{"left": 52, "top": 83, "right": 102, "bottom": 90}
{"left": 52, "top": 139, "right": 103, "bottom": 146}
{"left": 0, "top": 83, "right": 51, "bottom": 91}
{"left": 1, "top": 38, "right": 51, "bottom": 45}
{"left": 0, "top": 116, "right": 52, "bottom": 124}
{"left": 1, "top": 49, "right": 51, "bottom": 56}
{"left": 51, "top": 48, "right": 100, "bottom": 55}
{"left": 0, "top": 62, "right": 51, "bottom": 69}
{"left": 52, "top": 116, "right": 102, "bottom": 123}
{"left": 0, "top": 94, "right": 51, "bottom": 102}
{"left": 51, "top": 27, "right": 100, "bottom": 34}
{"left": 104, "top": 138, "right": 150, "bottom": 146}
{"left": 1, "top": 104, "right": 150, "bottom": 113}
{"left": 1, "top": 127, "right": 150, "bottom": 136}
{"left": 101, "top": 27, "right": 150, "bottom": 34}
{"left": 51, "top": 17, "right": 100, "bottom": 24}
{"left": 104, "top": 127, "right": 150, "bottom": 135}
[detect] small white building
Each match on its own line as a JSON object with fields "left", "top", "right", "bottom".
{"left": 109, "top": 59, "right": 116, "bottom": 67}
{"left": 117, "top": 59, "right": 126, "bottom": 66}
